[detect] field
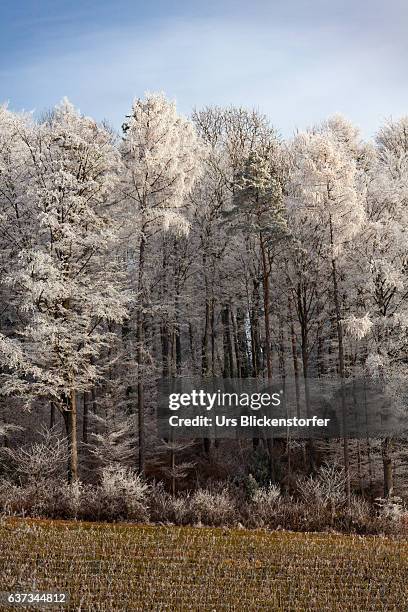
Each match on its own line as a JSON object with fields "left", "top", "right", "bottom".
{"left": 0, "top": 519, "right": 407, "bottom": 611}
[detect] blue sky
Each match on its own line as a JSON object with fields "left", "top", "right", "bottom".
{"left": 1, "top": 0, "right": 407, "bottom": 138}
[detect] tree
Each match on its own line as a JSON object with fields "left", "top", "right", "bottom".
{"left": 120, "top": 93, "right": 202, "bottom": 474}
{"left": 289, "top": 120, "right": 365, "bottom": 502}
{"left": 0, "top": 99, "right": 128, "bottom": 481}
{"left": 232, "top": 148, "right": 287, "bottom": 379}
{"left": 345, "top": 116, "right": 408, "bottom": 496}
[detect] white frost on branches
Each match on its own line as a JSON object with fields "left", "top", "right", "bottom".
{"left": 342, "top": 313, "right": 373, "bottom": 340}
{"left": 121, "top": 92, "right": 203, "bottom": 234}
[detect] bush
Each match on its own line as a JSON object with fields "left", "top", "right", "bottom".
{"left": 0, "top": 477, "right": 69, "bottom": 518}
{"left": 0, "top": 427, "right": 67, "bottom": 484}
{"left": 190, "top": 488, "right": 236, "bottom": 526}
{"left": 0, "top": 465, "right": 150, "bottom": 523}
{"left": 149, "top": 483, "right": 190, "bottom": 525}
{"left": 249, "top": 483, "right": 282, "bottom": 526}
{"left": 93, "top": 466, "right": 150, "bottom": 522}
{"left": 374, "top": 496, "right": 405, "bottom": 521}
{"left": 296, "top": 463, "right": 347, "bottom": 510}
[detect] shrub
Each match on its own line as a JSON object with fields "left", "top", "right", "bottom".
{"left": 94, "top": 465, "right": 150, "bottom": 522}
{"left": 0, "top": 466, "right": 150, "bottom": 522}
{"left": 296, "top": 463, "right": 347, "bottom": 510}
{"left": 149, "top": 483, "right": 190, "bottom": 525}
{"left": 253, "top": 482, "right": 281, "bottom": 507}
{"left": 249, "top": 483, "right": 282, "bottom": 526}
{"left": 0, "top": 427, "right": 67, "bottom": 483}
{"left": 190, "top": 488, "right": 236, "bottom": 526}
{"left": 0, "top": 477, "right": 61, "bottom": 518}
{"left": 374, "top": 496, "right": 405, "bottom": 521}
{"left": 348, "top": 495, "right": 370, "bottom": 521}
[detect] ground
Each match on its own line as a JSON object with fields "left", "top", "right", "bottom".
{"left": 0, "top": 518, "right": 407, "bottom": 611}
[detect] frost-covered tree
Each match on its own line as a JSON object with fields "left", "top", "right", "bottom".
{"left": 120, "top": 93, "right": 202, "bottom": 473}
{"left": 0, "top": 106, "right": 36, "bottom": 343}
{"left": 289, "top": 121, "right": 365, "bottom": 501}
{"left": 0, "top": 99, "right": 129, "bottom": 481}
{"left": 87, "top": 407, "right": 137, "bottom": 471}
{"left": 344, "top": 116, "right": 408, "bottom": 496}
{"left": 231, "top": 148, "right": 287, "bottom": 379}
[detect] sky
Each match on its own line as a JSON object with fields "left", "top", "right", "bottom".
{"left": 1, "top": 0, "right": 407, "bottom": 139}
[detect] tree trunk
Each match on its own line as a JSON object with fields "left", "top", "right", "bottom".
{"left": 91, "top": 386, "right": 97, "bottom": 415}
{"left": 201, "top": 253, "right": 211, "bottom": 456}
{"left": 363, "top": 379, "right": 373, "bottom": 491}
{"left": 174, "top": 239, "right": 182, "bottom": 376}
{"left": 161, "top": 323, "right": 171, "bottom": 378}
{"left": 260, "top": 234, "right": 272, "bottom": 379}
{"left": 237, "top": 307, "right": 250, "bottom": 378}
{"left": 137, "top": 231, "right": 147, "bottom": 475}
{"left": 221, "top": 303, "right": 234, "bottom": 377}
{"left": 226, "top": 304, "right": 235, "bottom": 377}
{"left": 250, "top": 282, "right": 261, "bottom": 449}
{"left": 288, "top": 296, "right": 300, "bottom": 418}
{"left": 250, "top": 280, "right": 261, "bottom": 377}
{"left": 83, "top": 392, "right": 89, "bottom": 444}
{"left": 329, "top": 216, "right": 351, "bottom": 507}
{"left": 62, "top": 409, "right": 72, "bottom": 482}
{"left": 297, "top": 281, "right": 316, "bottom": 473}
{"left": 260, "top": 233, "right": 275, "bottom": 479}
{"left": 382, "top": 437, "right": 393, "bottom": 498}
{"left": 201, "top": 255, "right": 210, "bottom": 377}
{"left": 70, "top": 389, "right": 78, "bottom": 481}
{"left": 62, "top": 391, "right": 78, "bottom": 482}
{"left": 171, "top": 447, "right": 176, "bottom": 497}
{"left": 230, "top": 306, "right": 242, "bottom": 377}
{"left": 175, "top": 298, "right": 182, "bottom": 376}
{"left": 210, "top": 296, "right": 216, "bottom": 376}
{"left": 122, "top": 320, "right": 135, "bottom": 412}
{"left": 189, "top": 322, "right": 196, "bottom": 374}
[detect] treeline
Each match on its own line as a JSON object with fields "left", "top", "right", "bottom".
{"left": 0, "top": 94, "right": 408, "bottom": 507}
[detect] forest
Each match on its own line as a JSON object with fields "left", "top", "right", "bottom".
{"left": 0, "top": 93, "right": 407, "bottom": 531}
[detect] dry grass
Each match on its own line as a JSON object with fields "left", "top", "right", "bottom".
{"left": 0, "top": 518, "right": 407, "bottom": 610}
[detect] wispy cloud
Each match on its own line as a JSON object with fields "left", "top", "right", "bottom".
{"left": 1, "top": 1, "right": 407, "bottom": 138}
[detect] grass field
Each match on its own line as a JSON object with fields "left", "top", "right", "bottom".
{"left": 0, "top": 518, "right": 407, "bottom": 611}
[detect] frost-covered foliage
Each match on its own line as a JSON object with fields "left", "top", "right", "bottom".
{"left": 190, "top": 488, "right": 236, "bottom": 526}
{"left": 233, "top": 147, "right": 287, "bottom": 238}
{"left": 149, "top": 482, "right": 191, "bottom": 524}
{"left": 0, "top": 473, "right": 404, "bottom": 534}
{"left": 87, "top": 408, "right": 137, "bottom": 470}
{"left": 95, "top": 465, "right": 150, "bottom": 521}
{"left": 365, "top": 353, "right": 385, "bottom": 378}
{"left": 374, "top": 496, "right": 405, "bottom": 522}
{"left": 249, "top": 483, "right": 282, "bottom": 524}
{"left": 1, "top": 427, "right": 66, "bottom": 483}
{"left": 0, "top": 466, "right": 150, "bottom": 522}
{"left": 252, "top": 482, "right": 281, "bottom": 507}
{"left": 0, "top": 100, "right": 129, "bottom": 409}
{"left": 342, "top": 313, "right": 373, "bottom": 340}
{"left": 297, "top": 463, "right": 347, "bottom": 509}
{"left": 121, "top": 92, "right": 203, "bottom": 234}
{"left": 289, "top": 122, "right": 365, "bottom": 257}
{"left": 2, "top": 97, "right": 408, "bottom": 513}
{"left": 0, "top": 100, "right": 131, "bottom": 480}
